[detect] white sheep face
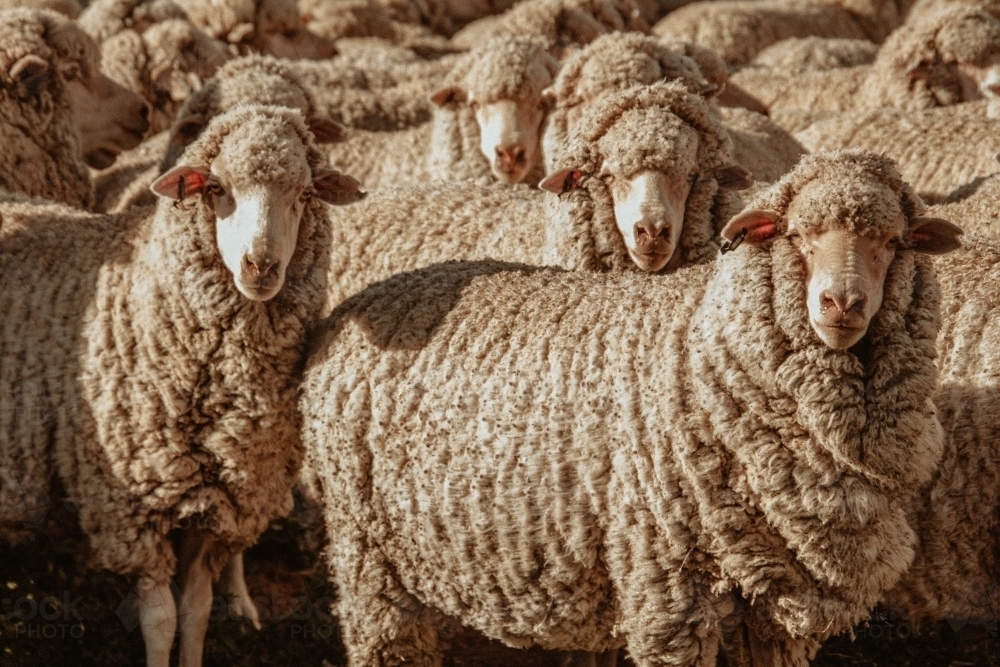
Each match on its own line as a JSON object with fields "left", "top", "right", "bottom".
{"left": 472, "top": 98, "right": 546, "bottom": 184}
{"left": 62, "top": 61, "right": 149, "bottom": 169}
{"left": 608, "top": 168, "right": 695, "bottom": 273}
{"left": 721, "top": 195, "right": 963, "bottom": 350}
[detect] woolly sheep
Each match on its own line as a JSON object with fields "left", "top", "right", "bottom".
{"left": 78, "top": 0, "right": 189, "bottom": 43}
{"left": 541, "top": 33, "right": 805, "bottom": 183}
{"left": 451, "top": 0, "right": 652, "bottom": 58}
{"left": 324, "top": 36, "right": 559, "bottom": 188}
{"left": 0, "top": 8, "right": 148, "bottom": 209}
{"left": 924, "top": 170, "right": 1000, "bottom": 237}
{"left": 98, "top": 20, "right": 229, "bottom": 135}
{"left": 299, "top": 150, "right": 960, "bottom": 667}
{"left": 795, "top": 106, "right": 1000, "bottom": 202}
{"left": 93, "top": 55, "right": 343, "bottom": 213}
{"left": 321, "top": 81, "right": 751, "bottom": 314}
{"left": 0, "top": 104, "right": 363, "bottom": 667}
{"left": 653, "top": 0, "right": 914, "bottom": 66}
{"left": 730, "top": 7, "right": 1000, "bottom": 114}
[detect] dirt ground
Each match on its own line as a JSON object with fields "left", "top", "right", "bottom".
{"left": 2, "top": 515, "right": 998, "bottom": 667}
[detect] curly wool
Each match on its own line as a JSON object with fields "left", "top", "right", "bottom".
{"left": 0, "top": 106, "right": 332, "bottom": 581}
{"left": 544, "top": 82, "right": 743, "bottom": 271}
{"left": 927, "top": 172, "right": 1000, "bottom": 238}
{"left": 78, "top": 0, "right": 188, "bottom": 43}
{"left": 0, "top": 9, "right": 98, "bottom": 209}
{"left": 731, "top": 7, "right": 1000, "bottom": 112}
{"left": 795, "top": 106, "right": 1000, "bottom": 202}
{"left": 301, "top": 153, "right": 944, "bottom": 667}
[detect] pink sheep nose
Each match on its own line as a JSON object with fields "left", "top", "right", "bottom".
{"left": 821, "top": 289, "right": 865, "bottom": 315}
{"left": 496, "top": 146, "right": 525, "bottom": 173}
{"left": 635, "top": 222, "right": 666, "bottom": 242}
{"left": 244, "top": 256, "right": 278, "bottom": 278}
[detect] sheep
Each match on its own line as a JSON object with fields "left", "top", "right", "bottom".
{"left": 0, "top": 104, "right": 363, "bottom": 667}
{"left": 653, "top": 0, "right": 914, "bottom": 66}
{"left": 93, "top": 54, "right": 343, "bottom": 213}
{"left": 749, "top": 36, "right": 879, "bottom": 73}
{"left": 795, "top": 106, "right": 1000, "bottom": 202}
{"left": 323, "top": 36, "right": 559, "bottom": 188}
{"left": 98, "top": 20, "right": 229, "bottom": 135}
{"left": 730, "top": 7, "right": 1000, "bottom": 114}
{"left": 0, "top": 8, "right": 148, "bottom": 209}
{"left": 451, "top": 0, "right": 653, "bottom": 58}
{"left": 299, "top": 150, "right": 961, "bottom": 667}
{"left": 923, "top": 171, "right": 1000, "bottom": 238}
{"left": 78, "top": 0, "right": 190, "bottom": 43}
{"left": 541, "top": 33, "right": 805, "bottom": 183}
{"left": 321, "top": 81, "right": 751, "bottom": 315}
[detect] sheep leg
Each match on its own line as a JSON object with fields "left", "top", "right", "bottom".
{"left": 137, "top": 577, "right": 177, "bottom": 667}
{"left": 219, "top": 552, "right": 261, "bottom": 629}
{"left": 176, "top": 530, "right": 214, "bottom": 667}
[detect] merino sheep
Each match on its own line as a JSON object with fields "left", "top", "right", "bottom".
{"left": 98, "top": 20, "right": 229, "bottom": 135}
{"left": 730, "top": 7, "right": 1000, "bottom": 114}
{"left": 542, "top": 33, "right": 805, "bottom": 183}
{"left": 0, "top": 104, "right": 362, "bottom": 667}
{"left": 0, "top": 8, "right": 148, "bottom": 209}
{"left": 300, "top": 150, "right": 960, "bottom": 667}
{"left": 451, "top": 0, "right": 652, "bottom": 58}
{"left": 93, "top": 54, "right": 342, "bottom": 213}
{"left": 654, "top": 0, "right": 914, "bottom": 66}
{"left": 324, "top": 36, "right": 559, "bottom": 188}
{"left": 321, "top": 81, "right": 750, "bottom": 312}
{"left": 795, "top": 106, "right": 1000, "bottom": 202}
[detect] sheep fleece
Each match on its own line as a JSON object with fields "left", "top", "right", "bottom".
{"left": 303, "top": 237, "right": 942, "bottom": 665}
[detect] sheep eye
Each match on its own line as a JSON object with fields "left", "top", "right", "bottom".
{"left": 204, "top": 182, "right": 225, "bottom": 197}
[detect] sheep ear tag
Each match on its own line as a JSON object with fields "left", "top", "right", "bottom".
{"left": 539, "top": 168, "right": 582, "bottom": 194}
{"left": 910, "top": 216, "right": 963, "bottom": 255}
{"left": 313, "top": 171, "right": 365, "bottom": 205}
{"left": 720, "top": 209, "right": 780, "bottom": 252}
{"left": 10, "top": 55, "right": 50, "bottom": 96}
{"left": 150, "top": 166, "right": 209, "bottom": 201}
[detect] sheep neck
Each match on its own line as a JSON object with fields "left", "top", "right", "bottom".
{"left": 674, "top": 238, "right": 944, "bottom": 640}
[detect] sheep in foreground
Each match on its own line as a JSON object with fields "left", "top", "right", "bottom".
{"left": 653, "top": 0, "right": 913, "bottom": 66}
{"left": 98, "top": 20, "right": 229, "bottom": 135}
{"left": 451, "top": 0, "right": 652, "bottom": 57}
{"left": 324, "top": 37, "right": 559, "bottom": 188}
{"left": 730, "top": 7, "right": 1000, "bottom": 114}
{"left": 0, "top": 8, "right": 148, "bottom": 209}
{"left": 300, "top": 150, "right": 960, "bottom": 667}
{"left": 93, "top": 55, "right": 342, "bottom": 213}
{"left": 322, "top": 81, "right": 751, "bottom": 312}
{"left": 795, "top": 106, "right": 1000, "bottom": 202}
{"left": 0, "top": 104, "right": 362, "bottom": 667}
{"left": 541, "top": 33, "right": 805, "bottom": 183}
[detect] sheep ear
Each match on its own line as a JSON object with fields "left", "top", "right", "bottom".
{"left": 10, "top": 55, "right": 50, "bottom": 96}
{"left": 430, "top": 86, "right": 467, "bottom": 108}
{"left": 173, "top": 116, "right": 206, "bottom": 144}
{"left": 539, "top": 168, "right": 583, "bottom": 194}
{"left": 715, "top": 164, "right": 753, "bottom": 191}
{"left": 910, "top": 216, "right": 963, "bottom": 255}
{"left": 721, "top": 209, "right": 780, "bottom": 247}
{"left": 312, "top": 170, "right": 365, "bottom": 205}
{"left": 307, "top": 117, "right": 347, "bottom": 144}
{"left": 150, "top": 166, "right": 209, "bottom": 200}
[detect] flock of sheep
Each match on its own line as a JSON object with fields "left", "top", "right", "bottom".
{"left": 1, "top": 0, "right": 999, "bottom": 666}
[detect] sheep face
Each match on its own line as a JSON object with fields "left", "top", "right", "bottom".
{"left": 63, "top": 59, "right": 149, "bottom": 168}
{"left": 722, "top": 185, "right": 962, "bottom": 350}
{"left": 472, "top": 97, "right": 547, "bottom": 184}
{"left": 955, "top": 56, "right": 1000, "bottom": 101}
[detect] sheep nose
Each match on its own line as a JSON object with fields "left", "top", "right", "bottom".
{"left": 821, "top": 289, "right": 865, "bottom": 315}
{"left": 244, "top": 256, "right": 278, "bottom": 278}
{"left": 635, "top": 222, "right": 665, "bottom": 242}
{"left": 139, "top": 104, "right": 149, "bottom": 121}
{"left": 496, "top": 146, "right": 525, "bottom": 172}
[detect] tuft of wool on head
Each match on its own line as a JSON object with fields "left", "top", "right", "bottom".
{"left": 78, "top": 0, "right": 188, "bottom": 43}
{"left": 748, "top": 149, "right": 928, "bottom": 239}
{"left": 447, "top": 36, "right": 559, "bottom": 104}
{"left": 551, "top": 32, "right": 712, "bottom": 107}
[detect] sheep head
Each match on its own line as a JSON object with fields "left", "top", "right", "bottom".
{"left": 721, "top": 151, "right": 963, "bottom": 350}
{"left": 149, "top": 105, "right": 363, "bottom": 302}
{"left": 431, "top": 37, "right": 558, "bottom": 184}
{"left": 0, "top": 9, "right": 149, "bottom": 169}
{"left": 542, "top": 82, "right": 750, "bottom": 273}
